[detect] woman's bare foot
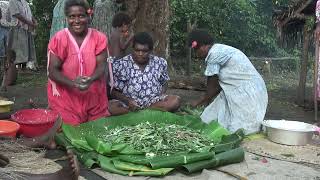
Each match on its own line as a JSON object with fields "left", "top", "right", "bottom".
{"left": 0, "top": 153, "right": 9, "bottom": 167}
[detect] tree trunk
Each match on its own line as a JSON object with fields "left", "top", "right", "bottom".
{"left": 186, "top": 20, "right": 192, "bottom": 76}
{"left": 297, "top": 24, "right": 311, "bottom": 106}
{"left": 122, "top": 0, "right": 170, "bottom": 60}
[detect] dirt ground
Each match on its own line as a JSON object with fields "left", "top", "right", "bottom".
{"left": 1, "top": 70, "right": 317, "bottom": 124}
{"left": 1, "top": 69, "right": 319, "bottom": 179}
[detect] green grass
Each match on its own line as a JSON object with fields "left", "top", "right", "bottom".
{"left": 16, "top": 72, "right": 47, "bottom": 88}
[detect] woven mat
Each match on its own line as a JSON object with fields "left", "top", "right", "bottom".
{"left": 241, "top": 136, "right": 320, "bottom": 165}
{"left": 0, "top": 141, "right": 86, "bottom": 179}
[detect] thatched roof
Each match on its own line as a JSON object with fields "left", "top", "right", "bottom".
{"left": 273, "top": 0, "right": 316, "bottom": 45}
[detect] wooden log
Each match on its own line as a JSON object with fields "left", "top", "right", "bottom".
{"left": 297, "top": 24, "right": 311, "bottom": 106}
{"left": 314, "top": 38, "right": 319, "bottom": 122}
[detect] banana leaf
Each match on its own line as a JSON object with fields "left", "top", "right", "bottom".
{"left": 113, "top": 160, "right": 174, "bottom": 176}
{"left": 118, "top": 155, "right": 153, "bottom": 165}
{"left": 55, "top": 133, "right": 98, "bottom": 168}
{"left": 62, "top": 110, "right": 230, "bottom": 151}
{"left": 149, "top": 152, "right": 215, "bottom": 169}
{"left": 55, "top": 133, "right": 74, "bottom": 150}
{"left": 113, "top": 159, "right": 151, "bottom": 171}
{"left": 80, "top": 152, "right": 99, "bottom": 168}
{"left": 130, "top": 169, "right": 174, "bottom": 176}
{"left": 98, "top": 155, "right": 129, "bottom": 176}
{"left": 181, "top": 147, "right": 245, "bottom": 174}
{"left": 58, "top": 110, "right": 246, "bottom": 176}
{"left": 85, "top": 136, "right": 112, "bottom": 155}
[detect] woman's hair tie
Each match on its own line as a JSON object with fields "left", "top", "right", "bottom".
{"left": 87, "top": 8, "right": 93, "bottom": 15}
{"left": 191, "top": 41, "right": 198, "bottom": 49}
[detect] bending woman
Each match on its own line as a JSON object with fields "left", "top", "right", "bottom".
{"left": 47, "top": 0, "right": 110, "bottom": 125}
{"left": 188, "top": 29, "right": 268, "bottom": 134}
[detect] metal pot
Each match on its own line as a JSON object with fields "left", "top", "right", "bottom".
{"left": 262, "top": 120, "right": 320, "bottom": 146}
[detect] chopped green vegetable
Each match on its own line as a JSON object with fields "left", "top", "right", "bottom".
{"left": 102, "top": 122, "right": 216, "bottom": 156}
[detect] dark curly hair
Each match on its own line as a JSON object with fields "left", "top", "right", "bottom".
{"left": 64, "top": 0, "right": 90, "bottom": 16}
{"left": 112, "top": 12, "right": 131, "bottom": 28}
{"left": 132, "top": 32, "right": 154, "bottom": 50}
{"left": 188, "top": 29, "right": 214, "bottom": 49}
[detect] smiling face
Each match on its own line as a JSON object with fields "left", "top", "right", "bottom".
{"left": 132, "top": 43, "right": 150, "bottom": 65}
{"left": 66, "top": 5, "right": 89, "bottom": 36}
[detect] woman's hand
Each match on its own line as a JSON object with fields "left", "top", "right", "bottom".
{"left": 190, "top": 100, "right": 200, "bottom": 108}
{"left": 74, "top": 76, "right": 93, "bottom": 91}
{"left": 127, "top": 99, "right": 140, "bottom": 111}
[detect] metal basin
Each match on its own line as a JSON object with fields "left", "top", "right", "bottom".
{"left": 262, "top": 120, "right": 319, "bottom": 146}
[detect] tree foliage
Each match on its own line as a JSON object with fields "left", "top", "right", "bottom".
{"left": 31, "top": 0, "right": 287, "bottom": 64}
{"left": 170, "top": 0, "right": 284, "bottom": 57}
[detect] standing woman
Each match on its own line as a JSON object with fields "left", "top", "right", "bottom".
{"left": 7, "top": 0, "right": 37, "bottom": 70}
{"left": 188, "top": 29, "right": 268, "bottom": 134}
{"left": 50, "top": 0, "right": 67, "bottom": 38}
{"left": 47, "top": 0, "right": 110, "bottom": 125}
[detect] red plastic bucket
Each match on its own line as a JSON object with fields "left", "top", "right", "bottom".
{"left": 11, "top": 109, "right": 59, "bottom": 137}
{"left": 0, "top": 120, "right": 20, "bottom": 137}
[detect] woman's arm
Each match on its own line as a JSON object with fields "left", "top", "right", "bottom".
{"left": 48, "top": 53, "right": 75, "bottom": 88}
{"left": 13, "top": 14, "right": 35, "bottom": 28}
{"left": 119, "top": 33, "right": 133, "bottom": 51}
{"left": 192, "top": 75, "right": 221, "bottom": 107}
{"left": 90, "top": 50, "right": 107, "bottom": 81}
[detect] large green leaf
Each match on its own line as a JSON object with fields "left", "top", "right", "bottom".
{"left": 58, "top": 110, "right": 245, "bottom": 176}
{"left": 181, "top": 147, "right": 245, "bottom": 173}
{"left": 149, "top": 152, "right": 215, "bottom": 169}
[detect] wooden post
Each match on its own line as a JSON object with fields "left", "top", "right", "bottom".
{"left": 314, "top": 40, "right": 319, "bottom": 122}
{"left": 297, "top": 24, "right": 311, "bottom": 106}
{"left": 187, "top": 20, "right": 192, "bottom": 76}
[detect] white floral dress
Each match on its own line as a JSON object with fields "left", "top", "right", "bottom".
{"left": 200, "top": 44, "right": 268, "bottom": 134}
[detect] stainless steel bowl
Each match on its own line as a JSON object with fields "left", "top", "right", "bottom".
{"left": 262, "top": 120, "right": 318, "bottom": 146}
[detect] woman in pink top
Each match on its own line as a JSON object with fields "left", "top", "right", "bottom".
{"left": 47, "top": 0, "right": 110, "bottom": 125}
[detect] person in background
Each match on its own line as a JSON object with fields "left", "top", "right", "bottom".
{"left": 47, "top": 0, "right": 110, "bottom": 125}
{"left": 0, "top": 8, "right": 7, "bottom": 60}
{"left": 50, "top": 0, "right": 68, "bottom": 38}
{"left": 0, "top": 8, "right": 8, "bottom": 91}
{"left": 92, "top": 0, "right": 123, "bottom": 37}
{"left": 188, "top": 29, "right": 268, "bottom": 134}
{"left": 7, "top": 0, "right": 37, "bottom": 71}
{"left": 109, "top": 12, "right": 133, "bottom": 59}
{"left": 111, "top": 32, "right": 181, "bottom": 113}
{"left": 1, "top": 50, "right": 17, "bottom": 89}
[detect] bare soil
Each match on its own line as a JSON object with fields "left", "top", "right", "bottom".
{"left": 0, "top": 70, "right": 317, "bottom": 124}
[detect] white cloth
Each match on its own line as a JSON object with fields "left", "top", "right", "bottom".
{"left": 200, "top": 44, "right": 268, "bottom": 134}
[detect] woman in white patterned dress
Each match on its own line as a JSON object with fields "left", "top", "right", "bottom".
{"left": 188, "top": 29, "right": 268, "bottom": 134}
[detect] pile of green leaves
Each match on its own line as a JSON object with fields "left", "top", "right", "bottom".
{"left": 102, "top": 122, "right": 215, "bottom": 156}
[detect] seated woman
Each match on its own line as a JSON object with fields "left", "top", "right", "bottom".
{"left": 110, "top": 32, "right": 180, "bottom": 114}
{"left": 47, "top": 0, "right": 110, "bottom": 125}
{"left": 188, "top": 29, "right": 268, "bottom": 134}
